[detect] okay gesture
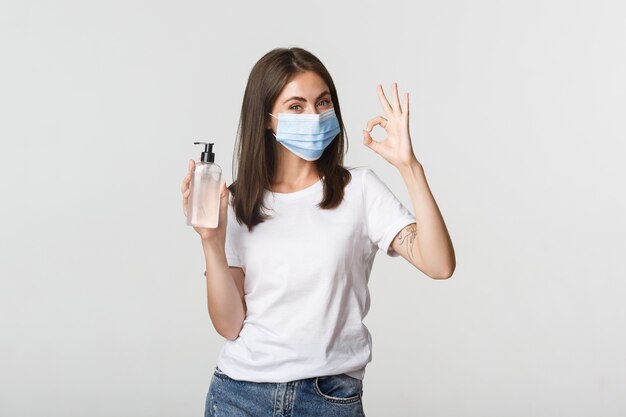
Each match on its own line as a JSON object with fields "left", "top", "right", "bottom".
{"left": 362, "top": 82, "right": 418, "bottom": 168}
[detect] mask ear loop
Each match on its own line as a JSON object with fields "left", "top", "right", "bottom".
{"left": 268, "top": 113, "right": 278, "bottom": 137}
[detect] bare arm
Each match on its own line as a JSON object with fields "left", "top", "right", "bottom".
{"left": 363, "top": 83, "right": 455, "bottom": 279}
{"left": 394, "top": 160, "right": 455, "bottom": 279}
{"left": 202, "top": 240, "right": 246, "bottom": 341}
{"left": 389, "top": 223, "right": 427, "bottom": 273}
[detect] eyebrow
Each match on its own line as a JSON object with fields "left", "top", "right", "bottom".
{"left": 282, "top": 90, "right": 331, "bottom": 104}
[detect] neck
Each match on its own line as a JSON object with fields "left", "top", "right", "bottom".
{"left": 271, "top": 144, "right": 320, "bottom": 188}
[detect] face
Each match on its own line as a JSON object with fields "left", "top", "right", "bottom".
{"left": 266, "top": 70, "right": 334, "bottom": 133}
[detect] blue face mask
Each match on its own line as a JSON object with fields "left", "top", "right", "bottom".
{"left": 268, "top": 107, "right": 341, "bottom": 161}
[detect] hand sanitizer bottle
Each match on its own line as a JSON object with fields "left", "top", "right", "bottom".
{"left": 187, "top": 141, "right": 222, "bottom": 228}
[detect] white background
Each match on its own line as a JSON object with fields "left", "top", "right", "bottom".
{"left": 1, "top": 0, "right": 625, "bottom": 416}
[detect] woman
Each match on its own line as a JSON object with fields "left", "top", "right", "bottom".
{"left": 181, "top": 47, "right": 455, "bottom": 417}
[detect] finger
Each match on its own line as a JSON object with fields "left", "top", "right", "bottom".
{"left": 181, "top": 173, "right": 191, "bottom": 193}
{"left": 392, "top": 82, "right": 402, "bottom": 115}
{"left": 404, "top": 92, "right": 410, "bottom": 118}
{"left": 182, "top": 189, "right": 189, "bottom": 216}
{"left": 377, "top": 84, "right": 394, "bottom": 117}
{"left": 364, "top": 116, "right": 388, "bottom": 132}
{"left": 219, "top": 181, "right": 229, "bottom": 226}
{"left": 188, "top": 159, "right": 195, "bottom": 174}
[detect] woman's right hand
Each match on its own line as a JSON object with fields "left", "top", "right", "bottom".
{"left": 181, "top": 159, "right": 229, "bottom": 244}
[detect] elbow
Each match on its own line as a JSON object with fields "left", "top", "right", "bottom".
{"left": 428, "top": 264, "right": 455, "bottom": 280}
{"left": 218, "top": 327, "right": 241, "bottom": 341}
{"left": 209, "top": 304, "right": 246, "bottom": 341}
{"left": 430, "top": 272, "right": 453, "bottom": 280}
{"left": 217, "top": 320, "right": 244, "bottom": 341}
{"left": 222, "top": 332, "right": 239, "bottom": 341}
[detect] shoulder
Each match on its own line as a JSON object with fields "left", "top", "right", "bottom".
{"left": 344, "top": 165, "right": 372, "bottom": 187}
{"left": 340, "top": 166, "right": 370, "bottom": 197}
{"left": 345, "top": 165, "right": 370, "bottom": 174}
{"left": 344, "top": 165, "right": 385, "bottom": 192}
{"left": 225, "top": 196, "right": 244, "bottom": 232}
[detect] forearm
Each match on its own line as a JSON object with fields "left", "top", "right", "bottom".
{"left": 397, "top": 158, "right": 456, "bottom": 278}
{"left": 202, "top": 240, "right": 246, "bottom": 340}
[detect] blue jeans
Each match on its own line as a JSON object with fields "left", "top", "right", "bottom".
{"left": 205, "top": 366, "right": 366, "bottom": 417}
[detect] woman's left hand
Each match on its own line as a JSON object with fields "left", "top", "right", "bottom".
{"left": 363, "top": 82, "right": 418, "bottom": 169}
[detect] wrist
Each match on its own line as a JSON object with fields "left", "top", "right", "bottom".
{"left": 201, "top": 237, "right": 224, "bottom": 253}
{"left": 396, "top": 156, "right": 422, "bottom": 175}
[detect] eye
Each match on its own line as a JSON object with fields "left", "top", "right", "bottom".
{"left": 317, "top": 99, "right": 331, "bottom": 106}
{"left": 289, "top": 104, "right": 302, "bottom": 111}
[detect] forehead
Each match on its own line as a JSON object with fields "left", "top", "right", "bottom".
{"left": 277, "top": 71, "right": 329, "bottom": 99}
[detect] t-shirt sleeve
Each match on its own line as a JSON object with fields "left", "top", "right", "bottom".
{"left": 224, "top": 201, "right": 243, "bottom": 268}
{"left": 363, "top": 167, "right": 416, "bottom": 257}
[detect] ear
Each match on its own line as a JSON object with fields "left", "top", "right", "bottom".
{"left": 266, "top": 114, "right": 276, "bottom": 132}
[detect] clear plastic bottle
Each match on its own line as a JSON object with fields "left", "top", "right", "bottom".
{"left": 187, "top": 142, "right": 222, "bottom": 228}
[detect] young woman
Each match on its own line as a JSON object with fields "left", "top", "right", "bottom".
{"left": 181, "top": 47, "right": 455, "bottom": 417}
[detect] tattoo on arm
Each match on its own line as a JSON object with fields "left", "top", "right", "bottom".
{"left": 396, "top": 223, "right": 417, "bottom": 260}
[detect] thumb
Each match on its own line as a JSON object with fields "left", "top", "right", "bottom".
{"left": 363, "top": 129, "right": 381, "bottom": 153}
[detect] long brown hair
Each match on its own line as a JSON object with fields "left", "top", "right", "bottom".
{"left": 228, "top": 47, "right": 352, "bottom": 232}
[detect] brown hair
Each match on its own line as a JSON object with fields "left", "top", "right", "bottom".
{"left": 228, "top": 47, "right": 352, "bottom": 232}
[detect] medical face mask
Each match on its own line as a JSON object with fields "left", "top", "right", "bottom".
{"left": 268, "top": 107, "right": 341, "bottom": 161}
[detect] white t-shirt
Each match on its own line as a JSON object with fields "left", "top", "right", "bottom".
{"left": 215, "top": 166, "right": 415, "bottom": 383}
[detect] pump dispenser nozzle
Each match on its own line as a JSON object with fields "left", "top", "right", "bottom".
{"left": 194, "top": 141, "right": 215, "bottom": 163}
{"left": 187, "top": 141, "right": 222, "bottom": 228}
